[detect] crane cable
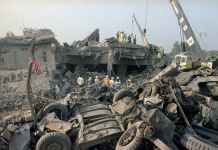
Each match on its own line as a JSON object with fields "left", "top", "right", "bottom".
{"left": 131, "top": 0, "right": 149, "bottom": 35}
{"left": 179, "top": 27, "right": 184, "bottom": 52}
{"left": 131, "top": 17, "right": 134, "bottom": 35}
{"left": 144, "top": 0, "right": 150, "bottom": 30}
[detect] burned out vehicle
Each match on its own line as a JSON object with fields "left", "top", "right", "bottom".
{"left": 111, "top": 76, "right": 218, "bottom": 150}
{"left": 146, "top": 56, "right": 218, "bottom": 100}
{"left": 0, "top": 101, "right": 125, "bottom": 150}
{"left": 175, "top": 67, "right": 218, "bottom": 98}
{"left": 37, "top": 102, "right": 124, "bottom": 150}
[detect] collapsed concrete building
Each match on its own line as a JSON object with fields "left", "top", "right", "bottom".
{"left": 0, "top": 28, "right": 57, "bottom": 71}
{"left": 0, "top": 28, "right": 164, "bottom": 79}
{"left": 59, "top": 29, "right": 164, "bottom": 78}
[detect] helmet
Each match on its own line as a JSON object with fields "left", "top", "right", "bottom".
{"left": 111, "top": 77, "right": 114, "bottom": 80}
{"left": 116, "top": 77, "right": 119, "bottom": 79}
{"left": 67, "top": 94, "right": 71, "bottom": 98}
{"left": 106, "top": 75, "right": 109, "bottom": 78}
{"left": 95, "top": 76, "right": 98, "bottom": 79}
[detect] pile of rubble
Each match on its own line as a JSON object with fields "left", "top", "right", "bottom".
{"left": 0, "top": 69, "right": 50, "bottom": 116}
{"left": 0, "top": 84, "right": 25, "bottom": 114}
{"left": 0, "top": 70, "right": 25, "bottom": 85}
{"left": 1, "top": 57, "right": 218, "bottom": 150}
{"left": 0, "top": 67, "right": 125, "bottom": 116}
{"left": 1, "top": 71, "right": 218, "bottom": 150}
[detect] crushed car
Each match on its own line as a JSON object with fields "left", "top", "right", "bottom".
{"left": 111, "top": 75, "right": 218, "bottom": 150}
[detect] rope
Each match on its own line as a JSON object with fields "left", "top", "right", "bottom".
{"left": 144, "top": 0, "right": 150, "bottom": 29}
{"left": 131, "top": 18, "right": 134, "bottom": 34}
{"left": 179, "top": 27, "right": 184, "bottom": 53}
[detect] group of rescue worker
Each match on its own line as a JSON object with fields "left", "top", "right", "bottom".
{"left": 76, "top": 75, "right": 121, "bottom": 92}
{"left": 102, "top": 75, "right": 121, "bottom": 89}
{"left": 116, "top": 31, "right": 136, "bottom": 44}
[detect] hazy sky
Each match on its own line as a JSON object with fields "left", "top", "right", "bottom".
{"left": 0, "top": 0, "right": 218, "bottom": 52}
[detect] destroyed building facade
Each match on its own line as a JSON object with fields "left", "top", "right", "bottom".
{"left": 0, "top": 28, "right": 163, "bottom": 79}
{"left": 59, "top": 29, "right": 163, "bottom": 77}
{"left": 0, "top": 28, "right": 57, "bottom": 71}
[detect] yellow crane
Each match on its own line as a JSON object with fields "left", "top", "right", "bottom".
{"left": 132, "top": 14, "right": 149, "bottom": 48}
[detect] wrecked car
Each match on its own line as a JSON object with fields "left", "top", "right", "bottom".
{"left": 111, "top": 76, "right": 218, "bottom": 150}
{"left": 0, "top": 101, "right": 125, "bottom": 150}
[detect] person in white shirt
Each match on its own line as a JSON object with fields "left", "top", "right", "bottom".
{"left": 87, "top": 76, "right": 92, "bottom": 86}
{"left": 77, "top": 76, "right": 84, "bottom": 86}
{"left": 94, "top": 76, "right": 100, "bottom": 84}
{"left": 114, "top": 77, "right": 121, "bottom": 89}
{"left": 109, "top": 77, "right": 115, "bottom": 88}
{"left": 93, "top": 76, "right": 100, "bottom": 93}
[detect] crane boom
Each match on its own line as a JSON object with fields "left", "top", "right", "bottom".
{"left": 132, "top": 14, "right": 149, "bottom": 48}
{"left": 169, "top": 0, "right": 204, "bottom": 60}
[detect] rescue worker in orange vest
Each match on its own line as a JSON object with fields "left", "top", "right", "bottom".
{"left": 102, "top": 75, "right": 110, "bottom": 86}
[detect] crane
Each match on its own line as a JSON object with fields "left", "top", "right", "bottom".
{"left": 169, "top": 0, "right": 205, "bottom": 69}
{"left": 170, "top": 0, "right": 214, "bottom": 71}
{"left": 132, "top": 14, "right": 149, "bottom": 48}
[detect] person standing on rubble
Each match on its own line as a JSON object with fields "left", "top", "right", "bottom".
{"left": 101, "top": 75, "right": 110, "bottom": 92}
{"left": 103, "top": 75, "right": 110, "bottom": 87}
{"left": 124, "top": 33, "right": 127, "bottom": 43}
{"left": 131, "top": 33, "right": 134, "bottom": 44}
{"left": 119, "top": 31, "right": 125, "bottom": 43}
{"left": 114, "top": 77, "right": 121, "bottom": 89}
{"left": 87, "top": 76, "right": 92, "bottom": 86}
{"left": 94, "top": 76, "right": 100, "bottom": 84}
{"left": 116, "top": 31, "right": 120, "bottom": 40}
{"left": 93, "top": 76, "right": 101, "bottom": 95}
{"left": 109, "top": 77, "right": 115, "bottom": 92}
{"left": 128, "top": 76, "right": 134, "bottom": 88}
{"left": 128, "top": 35, "right": 131, "bottom": 44}
{"left": 133, "top": 35, "right": 136, "bottom": 44}
{"left": 77, "top": 76, "right": 84, "bottom": 87}
{"left": 109, "top": 77, "right": 115, "bottom": 88}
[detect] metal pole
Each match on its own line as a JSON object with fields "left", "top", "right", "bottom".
{"left": 169, "top": 86, "right": 196, "bottom": 135}
{"left": 26, "top": 42, "right": 37, "bottom": 125}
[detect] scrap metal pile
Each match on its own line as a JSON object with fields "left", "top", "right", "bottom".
{"left": 1, "top": 60, "right": 218, "bottom": 150}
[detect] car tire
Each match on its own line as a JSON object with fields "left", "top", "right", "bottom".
{"left": 36, "top": 132, "right": 71, "bottom": 150}
{"left": 115, "top": 121, "right": 146, "bottom": 150}
{"left": 140, "top": 83, "right": 158, "bottom": 98}
{"left": 43, "top": 102, "right": 69, "bottom": 120}
{"left": 113, "top": 89, "right": 135, "bottom": 103}
{"left": 175, "top": 72, "right": 193, "bottom": 86}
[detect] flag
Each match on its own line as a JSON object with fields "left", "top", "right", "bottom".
{"left": 31, "top": 59, "right": 42, "bottom": 75}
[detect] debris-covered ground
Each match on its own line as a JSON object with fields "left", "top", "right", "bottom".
{"left": 0, "top": 69, "right": 50, "bottom": 115}
{"left": 1, "top": 60, "right": 218, "bottom": 150}
{"left": 0, "top": 67, "right": 127, "bottom": 117}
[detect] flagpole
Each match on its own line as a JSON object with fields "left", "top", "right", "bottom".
{"left": 26, "top": 40, "right": 37, "bottom": 125}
